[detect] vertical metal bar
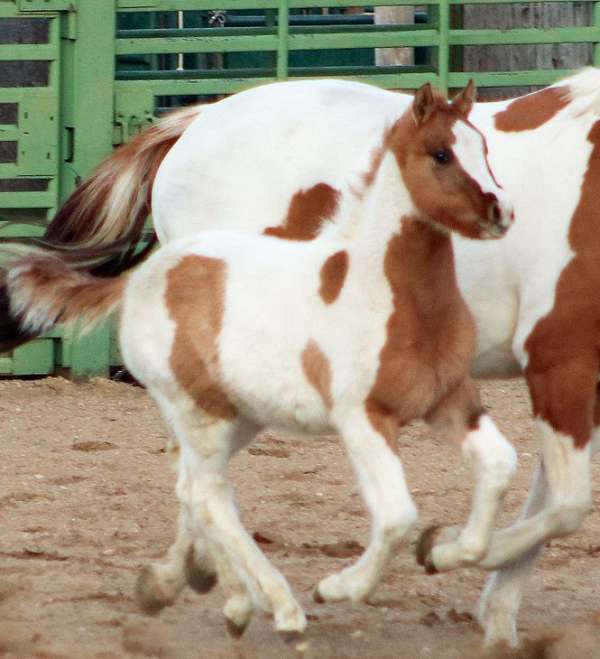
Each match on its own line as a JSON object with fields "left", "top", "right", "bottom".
{"left": 594, "top": 0, "right": 600, "bottom": 66}
{"left": 277, "top": 0, "right": 289, "bottom": 80}
{"left": 66, "top": 0, "right": 116, "bottom": 378}
{"left": 438, "top": 0, "right": 449, "bottom": 92}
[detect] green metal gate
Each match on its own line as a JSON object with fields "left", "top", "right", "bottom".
{"left": 1, "top": 0, "right": 600, "bottom": 377}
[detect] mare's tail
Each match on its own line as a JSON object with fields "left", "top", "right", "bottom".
{"left": 0, "top": 104, "right": 199, "bottom": 351}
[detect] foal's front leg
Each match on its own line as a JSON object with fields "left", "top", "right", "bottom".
{"left": 417, "top": 380, "right": 517, "bottom": 572}
{"left": 315, "top": 408, "right": 418, "bottom": 603}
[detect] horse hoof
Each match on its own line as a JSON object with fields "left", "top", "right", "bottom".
{"left": 135, "top": 566, "right": 173, "bottom": 615}
{"left": 313, "top": 587, "right": 325, "bottom": 604}
{"left": 184, "top": 546, "right": 218, "bottom": 594}
{"left": 225, "top": 617, "right": 249, "bottom": 639}
{"left": 280, "top": 631, "right": 303, "bottom": 645}
{"left": 415, "top": 525, "right": 441, "bottom": 575}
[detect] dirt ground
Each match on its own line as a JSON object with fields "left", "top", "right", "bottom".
{"left": 0, "top": 377, "right": 599, "bottom": 659}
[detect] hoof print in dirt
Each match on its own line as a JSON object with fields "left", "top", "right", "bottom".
{"left": 135, "top": 567, "right": 173, "bottom": 615}
{"left": 184, "top": 547, "right": 218, "bottom": 594}
{"left": 415, "top": 525, "right": 441, "bottom": 574}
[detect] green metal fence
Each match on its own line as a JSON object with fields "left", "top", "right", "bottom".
{"left": 1, "top": 0, "right": 599, "bottom": 377}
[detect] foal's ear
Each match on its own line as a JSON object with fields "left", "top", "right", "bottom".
{"left": 452, "top": 79, "right": 476, "bottom": 118}
{"left": 413, "top": 83, "right": 435, "bottom": 125}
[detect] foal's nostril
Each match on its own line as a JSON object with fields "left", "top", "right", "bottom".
{"left": 491, "top": 203, "right": 501, "bottom": 223}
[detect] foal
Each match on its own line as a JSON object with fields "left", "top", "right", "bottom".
{"left": 3, "top": 84, "right": 516, "bottom": 636}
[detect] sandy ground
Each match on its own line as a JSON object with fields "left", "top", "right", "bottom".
{"left": 0, "top": 376, "right": 599, "bottom": 659}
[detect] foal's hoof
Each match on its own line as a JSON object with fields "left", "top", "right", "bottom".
{"left": 313, "top": 587, "right": 325, "bottom": 604}
{"left": 225, "top": 617, "right": 249, "bottom": 639}
{"left": 184, "top": 546, "right": 218, "bottom": 594}
{"left": 135, "top": 566, "right": 174, "bottom": 615}
{"left": 280, "top": 631, "right": 304, "bottom": 645}
{"left": 415, "top": 525, "right": 441, "bottom": 575}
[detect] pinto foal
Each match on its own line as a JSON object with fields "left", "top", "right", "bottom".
{"left": 4, "top": 84, "right": 516, "bottom": 636}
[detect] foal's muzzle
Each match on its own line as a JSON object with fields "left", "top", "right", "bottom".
{"left": 480, "top": 193, "right": 514, "bottom": 239}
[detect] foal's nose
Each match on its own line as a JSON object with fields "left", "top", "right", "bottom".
{"left": 487, "top": 194, "right": 514, "bottom": 236}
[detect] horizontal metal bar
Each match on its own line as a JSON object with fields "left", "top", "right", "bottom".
{"left": 116, "top": 68, "right": 442, "bottom": 96}
{"left": 0, "top": 191, "right": 54, "bottom": 208}
{"left": 0, "top": 126, "right": 20, "bottom": 139}
{"left": 451, "top": 26, "right": 600, "bottom": 46}
{"left": 0, "top": 44, "right": 57, "bottom": 61}
{"left": 449, "top": 68, "right": 575, "bottom": 87}
{"left": 0, "top": 89, "right": 56, "bottom": 101}
{"left": 0, "top": 222, "right": 46, "bottom": 237}
{"left": 117, "top": 33, "right": 278, "bottom": 55}
{"left": 117, "top": 28, "right": 438, "bottom": 55}
{"left": 117, "top": 1, "right": 441, "bottom": 11}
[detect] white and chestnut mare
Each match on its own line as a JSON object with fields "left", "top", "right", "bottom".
{"left": 1, "top": 69, "right": 599, "bottom": 647}
{"left": 1, "top": 86, "right": 515, "bottom": 637}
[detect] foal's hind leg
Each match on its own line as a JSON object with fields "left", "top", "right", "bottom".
{"left": 136, "top": 505, "right": 216, "bottom": 614}
{"left": 416, "top": 379, "right": 516, "bottom": 572}
{"left": 315, "top": 407, "right": 418, "bottom": 603}
{"left": 174, "top": 407, "right": 306, "bottom": 634}
{"left": 136, "top": 398, "right": 217, "bottom": 614}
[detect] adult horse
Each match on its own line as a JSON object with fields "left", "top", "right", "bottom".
{"left": 2, "top": 69, "right": 600, "bottom": 648}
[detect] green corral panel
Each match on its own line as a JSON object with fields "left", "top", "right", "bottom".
{"left": 2, "top": 0, "right": 600, "bottom": 376}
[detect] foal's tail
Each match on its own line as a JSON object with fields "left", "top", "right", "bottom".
{"left": 2, "top": 246, "right": 129, "bottom": 346}
{"left": 0, "top": 103, "right": 199, "bottom": 351}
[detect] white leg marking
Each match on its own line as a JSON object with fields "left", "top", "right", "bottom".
{"left": 428, "top": 415, "right": 516, "bottom": 571}
{"left": 478, "top": 461, "right": 547, "bottom": 648}
{"left": 316, "top": 409, "right": 417, "bottom": 603}
{"left": 173, "top": 408, "right": 306, "bottom": 634}
{"left": 479, "top": 419, "right": 592, "bottom": 571}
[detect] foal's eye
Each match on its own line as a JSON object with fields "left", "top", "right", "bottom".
{"left": 433, "top": 149, "right": 452, "bottom": 165}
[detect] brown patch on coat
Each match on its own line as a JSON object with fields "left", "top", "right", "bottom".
{"left": 263, "top": 183, "right": 340, "bottom": 241}
{"left": 319, "top": 251, "right": 349, "bottom": 304}
{"left": 365, "top": 221, "right": 476, "bottom": 445}
{"left": 494, "top": 86, "right": 569, "bottom": 132}
{"left": 524, "top": 120, "right": 600, "bottom": 448}
{"left": 301, "top": 340, "right": 333, "bottom": 410}
{"left": 425, "top": 378, "right": 484, "bottom": 442}
{"left": 165, "top": 255, "right": 237, "bottom": 420}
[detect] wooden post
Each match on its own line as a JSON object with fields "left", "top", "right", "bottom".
{"left": 463, "top": 3, "right": 593, "bottom": 98}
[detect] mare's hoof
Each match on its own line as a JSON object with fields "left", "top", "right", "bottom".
{"left": 225, "top": 617, "right": 249, "bottom": 639}
{"left": 135, "top": 566, "right": 173, "bottom": 615}
{"left": 415, "top": 525, "right": 441, "bottom": 575}
{"left": 184, "top": 546, "right": 218, "bottom": 594}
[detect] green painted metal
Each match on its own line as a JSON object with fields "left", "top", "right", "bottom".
{"left": 0, "top": 0, "right": 599, "bottom": 377}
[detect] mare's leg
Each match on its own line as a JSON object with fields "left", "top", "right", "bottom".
{"left": 475, "top": 361, "right": 594, "bottom": 571}
{"left": 173, "top": 405, "right": 306, "bottom": 635}
{"left": 478, "top": 461, "right": 547, "bottom": 647}
{"left": 315, "top": 408, "right": 418, "bottom": 603}
{"left": 479, "top": 370, "right": 597, "bottom": 647}
{"left": 417, "top": 379, "right": 517, "bottom": 572}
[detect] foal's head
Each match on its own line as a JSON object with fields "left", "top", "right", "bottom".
{"left": 391, "top": 82, "right": 513, "bottom": 239}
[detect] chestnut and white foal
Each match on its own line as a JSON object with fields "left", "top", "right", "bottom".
{"left": 2, "top": 85, "right": 516, "bottom": 636}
